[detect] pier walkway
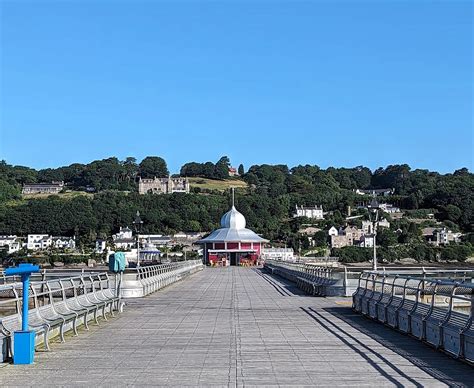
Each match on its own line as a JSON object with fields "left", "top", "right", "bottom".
{"left": 0, "top": 267, "right": 472, "bottom": 386}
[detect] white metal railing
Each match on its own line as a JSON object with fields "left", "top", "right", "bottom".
{"left": 353, "top": 271, "right": 474, "bottom": 365}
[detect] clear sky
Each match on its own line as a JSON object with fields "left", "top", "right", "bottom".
{"left": 0, "top": 0, "right": 472, "bottom": 174}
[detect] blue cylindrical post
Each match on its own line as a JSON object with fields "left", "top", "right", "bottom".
{"left": 21, "top": 274, "right": 29, "bottom": 332}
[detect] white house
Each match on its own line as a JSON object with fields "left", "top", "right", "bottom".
{"left": 52, "top": 236, "right": 76, "bottom": 250}
{"left": 436, "top": 228, "right": 462, "bottom": 246}
{"left": 112, "top": 227, "right": 135, "bottom": 249}
{"left": 95, "top": 239, "right": 107, "bottom": 254}
{"left": 0, "top": 235, "right": 16, "bottom": 246}
{"left": 113, "top": 227, "right": 133, "bottom": 241}
{"left": 378, "top": 203, "right": 401, "bottom": 214}
{"left": 355, "top": 188, "right": 394, "bottom": 196}
{"left": 293, "top": 205, "right": 324, "bottom": 220}
{"left": 328, "top": 226, "right": 339, "bottom": 237}
{"left": 27, "top": 234, "right": 52, "bottom": 250}
{"left": 358, "top": 235, "right": 375, "bottom": 248}
{"left": 362, "top": 221, "right": 373, "bottom": 235}
{"left": 0, "top": 235, "right": 22, "bottom": 254}
{"left": 261, "top": 248, "right": 295, "bottom": 262}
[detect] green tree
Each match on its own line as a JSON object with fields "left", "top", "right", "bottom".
{"left": 238, "top": 164, "right": 245, "bottom": 175}
{"left": 139, "top": 157, "right": 169, "bottom": 178}
{"left": 0, "top": 180, "right": 21, "bottom": 201}
{"left": 377, "top": 228, "right": 398, "bottom": 247}
{"left": 215, "top": 156, "right": 230, "bottom": 180}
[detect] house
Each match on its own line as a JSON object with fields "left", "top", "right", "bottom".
{"left": 362, "top": 219, "right": 390, "bottom": 235}
{"left": 113, "top": 227, "right": 135, "bottom": 250}
{"left": 184, "top": 232, "right": 205, "bottom": 241}
{"left": 378, "top": 203, "right": 401, "bottom": 214}
{"left": 113, "top": 238, "right": 135, "bottom": 250}
{"left": 378, "top": 218, "right": 391, "bottom": 229}
{"left": 52, "top": 236, "right": 75, "bottom": 250}
{"left": 0, "top": 235, "right": 22, "bottom": 254}
{"left": 113, "top": 227, "right": 133, "bottom": 240}
{"left": 95, "top": 239, "right": 107, "bottom": 254}
{"left": 330, "top": 235, "right": 352, "bottom": 249}
{"left": 298, "top": 226, "right": 322, "bottom": 236}
{"left": 146, "top": 236, "right": 172, "bottom": 247}
{"left": 228, "top": 167, "right": 239, "bottom": 177}
{"left": 0, "top": 235, "right": 17, "bottom": 247}
{"left": 362, "top": 221, "right": 373, "bottom": 235}
{"left": 138, "top": 177, "right": 190, "bottom": 195}
{"left": 439, "top": 229, "right": 462, "bottom": 245}
{"left": 355, "top": 188, "right": 394, "bottom": 196}
{"left": 293, "top": 205, "right": 324, "bottom": 220}
{"left": 27, "top": 234, "right": 52, "bottom": 250}
{"left": 425, "top": 228, "right": 462, "bottom": 246}
{"left": 358, "top": 235, "right": 375, "bottom": 248}
{"left": 330, "top": 225, "right": 368, "bottom": 249}
{"left": 261, "top": 248, "right": 295, "bottom": 262}
{"left": 22, "top": 181, "right": 64, "bottom": 195}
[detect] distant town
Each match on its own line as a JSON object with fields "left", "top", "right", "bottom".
{"left": 0, "top": 156, "right": 472, "bottom": 266}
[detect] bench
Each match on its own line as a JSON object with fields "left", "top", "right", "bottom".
{"left": 0, "top": 272, "right": 120, "bottom": 361}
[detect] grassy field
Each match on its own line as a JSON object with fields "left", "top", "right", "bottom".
{"left": 22, "top": 191, "right": 94, "bottom": 200}
{"left": 188, "top": 177, "right": 247, "bottom": 192}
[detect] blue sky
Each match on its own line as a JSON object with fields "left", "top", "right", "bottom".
{"left": 0, "top": 1, "right": 472, "bottom": 173}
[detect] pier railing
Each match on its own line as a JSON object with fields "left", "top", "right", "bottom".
{"left": 120, "top": 260, "right": 203, "bottom": 298}
{"left": 263, "top": 260, "right": 340, "bottom": 296}
{"left": 0, "top": 272, "right": 120, "bottom": 362}
{"left": 353, "top": 271, "right": 474, "bottom": 365}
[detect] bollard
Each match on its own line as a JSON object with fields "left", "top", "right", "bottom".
{"left": 5, "top": 263, "right": 40, "bottom": 365}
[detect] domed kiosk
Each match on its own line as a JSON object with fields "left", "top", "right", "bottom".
{"left": 197, "top": 200, "right": 268, "bottom": 266}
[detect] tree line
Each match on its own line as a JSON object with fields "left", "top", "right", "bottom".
{"left": 0, "top": 157, "right": 472, "bottom": 262}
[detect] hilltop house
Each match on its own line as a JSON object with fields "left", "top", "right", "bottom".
{"left": 138, "top": 177, "right": 190, "bottom": 195}
{"left": 293, "top": 205, "right": 324, "bottom": 220}
{"left": 355, "top": 188, "right": 394, "bottom": 196}
{"left": 22, "top": 181, "right": 64, "bottom": 195}
{"left": 228, "top": 167, "right": 239, "bottom": 177}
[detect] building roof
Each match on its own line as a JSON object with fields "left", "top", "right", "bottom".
{"left": 114, "top": 238, "right": 135, "bottom": 244}
{"left": 197, "top": 206, "right": 268, "bottom": 244}
{"left": 296, "top": 205, "right": 323, "bottom": 210}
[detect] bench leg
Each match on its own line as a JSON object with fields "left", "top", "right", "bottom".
{"left": 60, "top": 324, "right": 65, "bottom": 343}
{"left": 72, "top": 317, "right": 78, "bottom": 336}
{"left": 83, "top": 313, "right": 90, "bottom": 330}
{"left": 6, "top": 336, "right": 12, "bottom": 360}
{"left": 102, "top": 305, "right": 108, "bottom": 321}
{"left": 94, "top": 308, "right": 100, "bottom": 325}
{"left": 44, "top": 327, "right": 51, "bottom": 351}
{"left": 109, "top": 302, "right": 115, "bottom": 317}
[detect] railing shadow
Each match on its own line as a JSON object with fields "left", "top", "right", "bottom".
{"left": 253, "top": 268, "right": 308, "bottom": 297}
{"left": 315, "top": 306, "right": 474, "bottom": 386}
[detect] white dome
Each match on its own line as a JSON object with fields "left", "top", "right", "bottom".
{"left": 220, "top": 206, "right": 246, "bottom": 229}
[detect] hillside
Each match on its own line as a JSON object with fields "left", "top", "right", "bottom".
{"left": 188, "top": 177, "right": 247, "bottom": 192}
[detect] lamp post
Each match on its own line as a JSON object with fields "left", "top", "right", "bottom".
{"left": 368, "top": 199, "right": 380, "bottom": 271}
{"left": 133, "top": 211, "right": 143, "bottom": 268}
